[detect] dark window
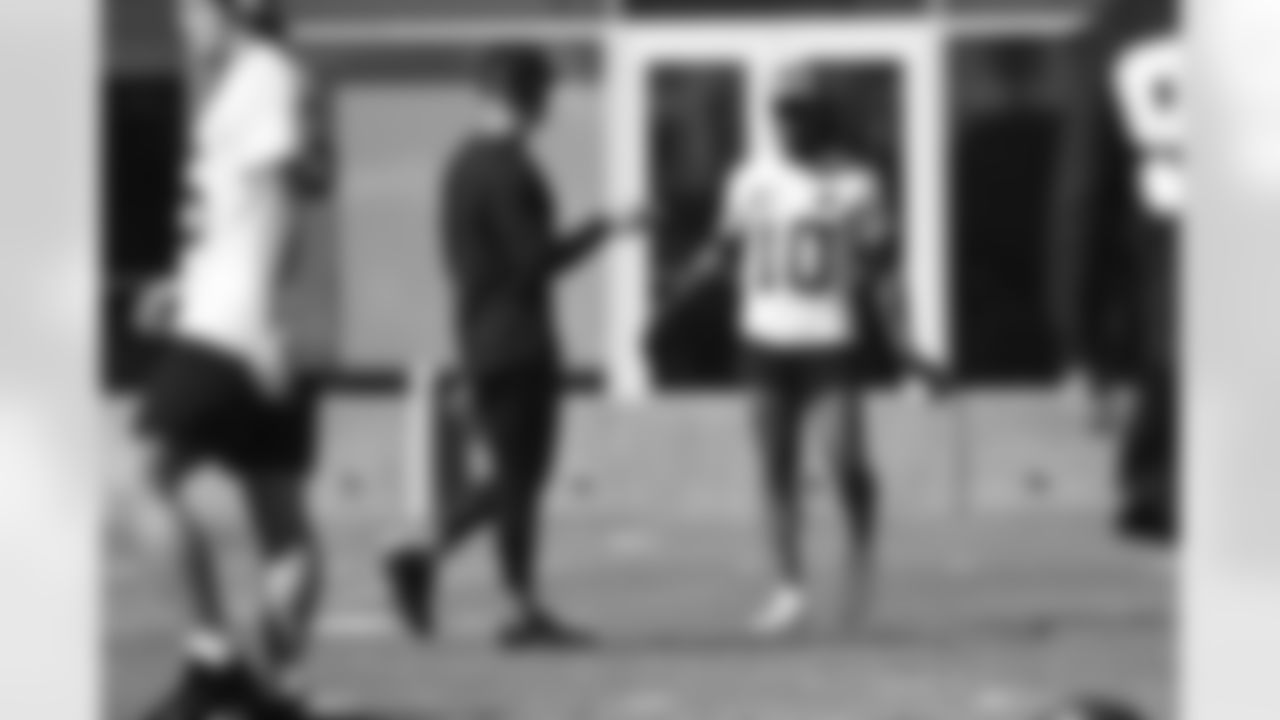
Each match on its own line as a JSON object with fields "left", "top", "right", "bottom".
{"left": 103, "top": 70, "right": 185, "bottom": 390}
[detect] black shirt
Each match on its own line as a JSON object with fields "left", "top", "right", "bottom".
{"left": 441, "top": 134, "right": 562, "bottom": 375}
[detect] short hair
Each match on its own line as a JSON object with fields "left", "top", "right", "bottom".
{"left": 475, "top": 44, "right": 555, "bottom": 106}
{"left": 212, "top": 0, "right": 288, "bottom": 39}
{"left": 988, "top": 40, "right": 1042, "bottom": 93}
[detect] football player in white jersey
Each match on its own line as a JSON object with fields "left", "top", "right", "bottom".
{"left": 662, "top": 65, "right": 909, "bottom": 635}
{"left": 132, "top": 0, "right": 335, "bottom": 717}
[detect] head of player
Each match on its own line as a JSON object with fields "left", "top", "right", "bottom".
{"left": 989, "top": 40, "right": 1044, "bottom": 109}
{"left": 772, "top": 65, "right": 844, "bottom": 166}
{"left": 475, "top": 44, "right": 557, "bottom": 142}
{"left": 179, "top": 0, "right": 287, "bottom": 68}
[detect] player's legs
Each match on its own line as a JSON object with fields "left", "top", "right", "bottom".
{"left": 1119, "top": 222, "right": 1177, "bottom": 547}
{"left": 134, "top": 342, "right": 268, "bottom": 720}
{"left": 388, "top": 365, "right": 582, "bottom": 646}
{"left": 384, "top": 374, "right": 510, "bottom": 638}
{"left": 194, "top": 379, "right": 325, "bottom": 712}
{"left": 817, "top": 365, "right": 879, "bottom": 625}
{"left": 428, "top": 378, "right": 506, "bottom": 552}
{"left": 143, "top": 446, "right": 233, "bottom": 663}
{"left": 748, "top": 351, "right": 810, "bottom": 634}
{"left": 481, "top": 367, "right": 586, "bottom": 646}
{"left": 138, "top": 448, "right": 270, "bottom": 720}
{"left": 1119, "top": 363, "right": 1175, "bottom": 545}
{"left": 240, "top": 474, "right": 323, "bottom": 702}
{"left": 233, "top": 381, "right": 325, "bottom": 700}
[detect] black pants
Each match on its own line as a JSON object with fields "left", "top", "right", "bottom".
{"left": 1119, "top": 364, "right": 1176, "bottom": 544}
{"left": 1118, "top": 221, "right": 1177, "bottom": 545}
{"left": 471, "top": 365, "right": 560, "bottom": 491}
{"left": 435, "top": 363, "right": 561, "bottom": 600}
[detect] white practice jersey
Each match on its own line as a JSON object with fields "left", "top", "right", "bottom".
{"left": 720, "top": 156, "right": 889, "bottom": 349}
{"left": 175, "top": 40, "right": 307, "bottom": 388}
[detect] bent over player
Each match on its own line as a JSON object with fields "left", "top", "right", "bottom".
{"left": 662, "top": 66, "right": 908, "bottom": 635}
{"left": 132, "top": 0, "right": 337, "bottom": 717}
{"left": 1050, "top": 0, "right": 1179, "bottom": 546}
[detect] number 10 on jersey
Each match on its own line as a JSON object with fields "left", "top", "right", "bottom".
{"left": 748, "top": 218, "right": 849, "bottom": 296}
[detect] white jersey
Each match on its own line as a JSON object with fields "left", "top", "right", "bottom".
{"left": 1111, "top": 34, "right": 1184, "bottom": 221}
{"left": 174, "top": 41, "right": 307, "bottom": 388}
{"left": 720, "top": 156, "right": 889, "bottom": 349}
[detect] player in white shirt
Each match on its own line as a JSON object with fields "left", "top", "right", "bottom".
{"left": 132, "top": 0, "right": 334, "bottom": 717}
{"left": 661, "top": 65, "right": 921, "bottom": 635}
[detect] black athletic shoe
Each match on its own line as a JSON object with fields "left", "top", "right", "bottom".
{"left": 139, "top": 659, "right": 259, "bottom": 720}
{"left": 1120, "top": 504, "right": 1174, "bottom": 546}
{"left": 1118, "top": 483, "right": 1175, "bottom": 547}
{"left": 384, "top": 545, "right": 435, "bottom": 638}
{"left": 499, "top": 612, "right": 592, "bottom": 651}
{"left": 1043, "top": 694, "right": 1149, "bottom": 720}
{"left": 242, "top": 683, "right": 316, "bottom": 720}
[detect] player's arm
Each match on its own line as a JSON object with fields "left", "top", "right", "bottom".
{"left": 248, "top": 64, "right": 307, "bottom": 258}
{"left": 547, "top": 208, "right": 651, "bottom": 277}
{"left": 857, "top": 182, "right": 942, "bottom": 384}
{"left": 281, "top": 70, "right": 345, "bottom": 372}
{"left": 481, "top": 165, "right": 644, "bottom": 293}
{"left": 660, "top": 165, "right": 750, "bottom": 313}
{"left": 663, "top": 229, "right": 739, "bottom": 313}
{"left": 137, "top": 153, "right": 204, "bottom": 335}
{"left": 856, "top": 182, "right": 906, "bottom": 351}
{"left": 236, "top": 60, "right": 345, "bottom": 377}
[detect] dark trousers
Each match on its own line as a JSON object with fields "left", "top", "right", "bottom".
{"left": 1119, "top": 363, "right": 1176, "bottom": 544}
{"left": 433, "top": 363, "right": 562, "bottom": 601}
{"left": 1119, "top": 221, "right": 1177, "bottom": 544}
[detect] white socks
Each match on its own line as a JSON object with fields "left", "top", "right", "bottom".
{"left": 186, "top": 629, "right": 234, "bottom": 668}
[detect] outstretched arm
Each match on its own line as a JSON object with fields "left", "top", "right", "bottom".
{"left": 544, "top": 209, "right": 650, "bottom": 278}
{"left": 664, "top": 231, "right": 737, "bottom": 313}
{"left": 660, "top": 163, "right": 751, "bottom": 317}
{"left": 856, "top": 187, "right": 944, "bottom": 387}
{"left": 493, "top": 190, "right": 648, "bottom": 294}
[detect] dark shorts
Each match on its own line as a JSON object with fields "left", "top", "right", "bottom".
{"left": 137, "top": 338, "right": 319, "bottom": 480}
{"left": 743, "top": 343, "right": 866, "bottom": 397}
{"left": 744, "top": 344, "right": 872, "bottom": 470}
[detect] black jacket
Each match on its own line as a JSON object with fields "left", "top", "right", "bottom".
{"left": 441, "top": 134, "right": 562, "bottom": 375}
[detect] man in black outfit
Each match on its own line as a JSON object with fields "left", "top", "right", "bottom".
{"left": 385, "top": 45, "right": 642, "bottom": 647}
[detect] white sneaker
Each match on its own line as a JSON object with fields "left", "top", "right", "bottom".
{"left": 751, "top": 587, "right": 808, "bottom": 637}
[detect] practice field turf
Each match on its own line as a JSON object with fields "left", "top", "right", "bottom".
{"left": 105, "top": 394, "right": 1171, "bottom": 720}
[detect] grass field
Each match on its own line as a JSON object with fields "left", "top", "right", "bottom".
{"left": 105, "top": 392, "right": 1172, "bottom": 720}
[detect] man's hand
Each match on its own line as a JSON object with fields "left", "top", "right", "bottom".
{"left": 134, "top": 279, "right": 175, "bottom": 335}
{"left": 550, "top": 207, "right": 657, "bottom": 279}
